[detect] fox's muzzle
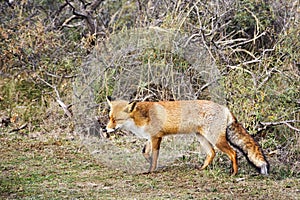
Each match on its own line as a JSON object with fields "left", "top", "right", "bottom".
{"left": 103, "top": 127, "right": 119, "bottom": 133}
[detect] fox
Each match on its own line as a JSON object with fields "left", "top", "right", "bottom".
{"left": 104, "top": 96, "right": 269, "bottom": 175}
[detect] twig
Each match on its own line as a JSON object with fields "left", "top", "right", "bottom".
{"left": 64, "top": 0, "right": 101, "bottom": 34}
{"left": 244, "top": 7, "right": 260, "bottom": 39}
{"left": 258, "top": 120, "right": 300, "bottom": 132}
{"left": 227, "top": 64, "right": 257, "bottom": 86}
{"left": 57, "top": 99, "right": 72, "bottom": 118}
{"left": 257, "top": 67, "right": 278, "bottom": 90}
{"left": 38, "top": 76, "right": 72, "bottom": 118}
{"left": 62, "top": 15, "right": 81, "bottom": 28}
{"left": 45, "top": 71, "right": 78, "bottom": 79}
{"left": 9, "top": 123, "right": 28, "bottom": 133}
{"left": 230, "top": 32, "right": 266, "bottom": 49}
{"left": 194, "top": 77, "right": 221, "bottom": 97}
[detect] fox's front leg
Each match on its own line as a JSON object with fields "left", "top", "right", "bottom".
{"left": 142, "top": 140, "right": 151, "bottom": 163}
{"left": 149, "top": 136, "right": 162, "bottom": 173}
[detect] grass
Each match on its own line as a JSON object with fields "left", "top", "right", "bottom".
{"left": 1, "top": 130, "right": 299, "bottom": 199}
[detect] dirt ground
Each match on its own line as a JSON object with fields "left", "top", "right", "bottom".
{"left": 1, "top": 131, "right": 299, "bottom": 199}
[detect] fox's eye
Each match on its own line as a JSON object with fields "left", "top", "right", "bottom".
{"left": 110, "top": 117, "right": 116, "bottom": 123}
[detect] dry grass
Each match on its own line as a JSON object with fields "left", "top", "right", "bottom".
{"left": 1, "top": 130, "right": 299, "bottom": 199}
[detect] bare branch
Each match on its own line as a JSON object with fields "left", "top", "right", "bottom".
{"left": 89, "top": 0, "right": 104, "bottom": 11}
{"left": 227, "top": 64, "right": 258, "bottom": 87}
{"left": 258, "top": 120, "right": 300, "bottom": 132}
{"left": 64, "top": 0, "right": 97, "bottom": 33}
{"left": 57, "top": 99, "right": 73, "bottom": 118}
{"left": 257, "top": 67, "right": 278, "bottom": 90}
{"left": 45, "top": 71, "right": 78, "bottom": 79}
{"left": 62, "top": 15, "right": 81, "bottom": 28}
{"left": 38, "top": 76, "right": 72, "bottom": 118}
{"left": 230, "top": 32, "right": 266, "bottom": 49}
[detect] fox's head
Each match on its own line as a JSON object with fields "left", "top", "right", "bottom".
{"left": 104, "top": 96, "right": 137, "bottom": 133}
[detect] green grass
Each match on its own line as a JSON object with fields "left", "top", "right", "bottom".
{"left": 1, "top": 131, "right": 299, "bottom": 199}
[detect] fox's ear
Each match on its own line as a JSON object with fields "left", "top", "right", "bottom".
{"left": 124, "top": 101, "right": 137, "bottom": 113}
{"left": 106, "top": 96, "right": 114, "bottom": 107}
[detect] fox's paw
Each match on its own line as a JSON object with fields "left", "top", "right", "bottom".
{"left": 141, "top": 171, "right": 151, "bottom": 175}
{"left": 260, "top": 163, "right": 269, "bottom": 175}
{"left": 194, "top": 165, "right": 205, "bottom": 171}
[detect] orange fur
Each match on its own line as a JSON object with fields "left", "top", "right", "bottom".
{"left": 105, "top": 97, "right": 269, "bottom": 175}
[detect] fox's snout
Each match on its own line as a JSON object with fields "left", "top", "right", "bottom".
{"left": 104, "top": 120, "right": 122, "bottom": 133}
{"left": 102, "top": 127, "right": 108, "bottom": 132}
{"left": 103, "top": 127, "right": 116, "bottom": 133}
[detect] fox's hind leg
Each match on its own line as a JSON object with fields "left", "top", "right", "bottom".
{"left": 215, "top": 133, "right": 238, "bottom": 175}
{"left": 196, "top": 133, "right": 215, "bottom": 170}
{"left": 142, "top": 140, "right": 151, "bottom": 163}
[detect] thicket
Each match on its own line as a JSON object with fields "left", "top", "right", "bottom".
{"left": 0, "top": 0, "right": 299, "bottom": 177}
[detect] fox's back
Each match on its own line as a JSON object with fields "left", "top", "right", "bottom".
{"left": 138, "top": 100, "right": 232, "bottom": 136}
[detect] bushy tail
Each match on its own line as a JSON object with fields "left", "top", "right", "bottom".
{"left": 226, "top": 119, "right": 269, "bottom": 175}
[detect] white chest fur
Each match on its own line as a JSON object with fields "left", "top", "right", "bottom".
{"left": 123, "top": 120, "right": 150, "bottom": 139}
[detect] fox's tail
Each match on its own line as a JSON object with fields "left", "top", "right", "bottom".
{"left": 226, "top": 117, "right": 269, "bottom": 175}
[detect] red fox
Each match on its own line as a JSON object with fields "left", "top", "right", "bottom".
{"left": 104, "top": 96, "right": 269, "bottom": 175}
